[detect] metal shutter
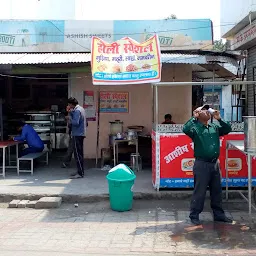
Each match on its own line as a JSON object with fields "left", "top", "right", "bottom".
{"left": 247, "top": 46, "right": 256, "bottom": 115}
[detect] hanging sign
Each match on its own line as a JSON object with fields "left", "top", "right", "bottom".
{"left": 83, "top": 91, "right": 96, "bottom": 121}
{"left": 91, "top": 35, "right": 161, "bottom": 85}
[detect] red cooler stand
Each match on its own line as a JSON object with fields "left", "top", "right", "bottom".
{"left": 152, "top": 131, "right": 256, "bottom": 190}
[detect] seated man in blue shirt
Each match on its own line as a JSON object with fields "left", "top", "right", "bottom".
{"left": 13, "top": 121, "right": 44, "bottom": 157}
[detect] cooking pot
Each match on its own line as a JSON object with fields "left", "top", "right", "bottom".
{"left": 109, "top": 120, "right": 123, "bottom": 135}
{"left": 25, "top": 113, "right": 52, "bottom": 121}
{"left": 127, "top": 129, "right": 137, "bottom": 141}
{"left": 127, "top": 125, "right": 144, "bottom": 134}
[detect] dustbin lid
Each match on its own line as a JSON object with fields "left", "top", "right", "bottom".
{"left": 106, "top": 164, "right": 136, "bottom": 181}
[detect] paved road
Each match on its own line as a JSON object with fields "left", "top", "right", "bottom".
{"left": 0, "top": 200, "right": 255, "bottom": 255}
{"left": 1, "top": 252, "right": 174, "bottom": 256}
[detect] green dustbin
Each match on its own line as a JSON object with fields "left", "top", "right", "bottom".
{"left": 106, "top": 164, "right": 136, "bottom": 212}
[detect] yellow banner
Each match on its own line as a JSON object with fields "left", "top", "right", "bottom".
{"left": 91, "top": 35, "right": 161, "bottom": 85}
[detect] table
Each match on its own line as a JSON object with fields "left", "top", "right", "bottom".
{"left": 113, "top": 139, "right": 139, "bottom": 171}
{"left": 226, "top": 140, "right": 256, "bottom": 216}
{"left": 0, "top": 141, "right": 20, "bottom": 178}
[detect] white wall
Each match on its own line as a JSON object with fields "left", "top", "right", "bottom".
{"left": 222, "top": 85, "right": 243, "bottom": 121}
{"left": 220, "top": 0, "right": 256, "bottom": 36}
{"left": 222, "top": 85, "right": 232, "bottom": 121}
{"left": 70, "top": 64, "right": 193, "bottom": 158}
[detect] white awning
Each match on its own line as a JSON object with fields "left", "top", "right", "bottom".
{"left": 0, "top": 53, "right": 91, "bottom": 64}
{"left": 0, "top": 52, "right": 239, "bottom": 67}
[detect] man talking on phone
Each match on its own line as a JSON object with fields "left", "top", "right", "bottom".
{"left": 183, "top": 105, "right": 232, "bottom": 225}
{"left": 66, "top": 97, "right": 86, "bottom": 179}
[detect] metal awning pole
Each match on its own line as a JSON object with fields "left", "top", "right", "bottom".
{"left": 212, "top": 64, "right": 215, "bottom": 108}
{"left": 95, "top": 87, "right": 101, "bottom": 168}
{"left": 0, "top": 99, "right": 3, "bottom": 141}
{"left": 155, "top": 85, "right": 159, "bottom": 127}
{"left": 152, "top": 84, "right": 155, "bottom": 125}
{"left": 211, "top": 64, "right": 215, "bottom": 123}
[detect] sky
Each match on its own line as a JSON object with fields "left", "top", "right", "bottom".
{"left": 0, "top": 0, "right": 221, "bottom": 39}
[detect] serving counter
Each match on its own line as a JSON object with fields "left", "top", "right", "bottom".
{"left": 152, "top": 122, "right": 256, "bottom": 191}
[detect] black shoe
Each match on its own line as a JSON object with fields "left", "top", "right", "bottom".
{"left": 214, "top": 216, "right": 233, "bottom": 223}
{"left": 70, "top": 174, "right": 83, "bottom": 179}
{"left": 61, "top": 163, "right": 68, "bottom": 168}
{"left": 190, "top": 218, "right": 201, "bottom": 226}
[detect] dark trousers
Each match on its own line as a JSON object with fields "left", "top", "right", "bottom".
{"left": 190, "top": 159, "right": 225, "bottom": 220}
{"left": 63, "top": 137, "right": 74, "bottom": 165}
{"left": 20, "top": 147, "right": 44, "bottom": 157}
{"left": 73, "top": 136, "right": 84, "bottom": 177}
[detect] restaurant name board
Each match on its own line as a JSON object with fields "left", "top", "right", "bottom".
{"left": 0, "top": 19, "right": 213, "bottom": 52}
{"left": 231, "top": 19, "right": 256, "bottom": 50}
{"left": 91, "top": 35, "right": 161, "bottom": 85}
{"left": 66, "top": 33, "right": 111, "bottom": 39}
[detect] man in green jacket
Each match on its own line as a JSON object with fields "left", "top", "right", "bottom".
{"left": 183, "top": 105, "right": 232, "bottom": 226}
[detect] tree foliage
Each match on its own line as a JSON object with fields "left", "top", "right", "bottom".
{"left": 213, "top": 39, "right": 228, "bottom": 51}
{"left": 165, "top": 14, "right": 177, "bottom": 20}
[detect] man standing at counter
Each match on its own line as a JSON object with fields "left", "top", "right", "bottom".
{"left": 183, "top": 105, "right": 232, "bottom": 225}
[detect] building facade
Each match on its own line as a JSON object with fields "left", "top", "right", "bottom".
{"left": 221, "top": 0, "right": 256, "bottom": 115}
{"left": 0, "top": 19, "right": 239, "bottom": 158}
{"left": 0, "top": 19, "right": 218, "bottom": 158}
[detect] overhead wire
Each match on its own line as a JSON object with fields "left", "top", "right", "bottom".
{"left": 45, "top": 20, "right": 91, "bottom": 52}
{"left": 0, "top": 21, "right": 236, "bottom": 56}
{"left": 0, "top": 73, "right": 86, "bottom": 79}
{"left": 0, "top": 21, "right": 238, "bottom": 53}
{"left": 2, "top": 21, "right": 237, "bottom": 37}
{"left": 0, "top": 20, "right": 243, "bottom": 80}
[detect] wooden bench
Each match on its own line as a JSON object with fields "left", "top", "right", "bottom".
{"left": 17, "top": 150, "right": 49, "bottom": 175}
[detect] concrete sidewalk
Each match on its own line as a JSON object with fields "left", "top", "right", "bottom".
{"left": 1, "top": 252, "right": 174, "bottom": 256}
{"left": 0, "top": 159, "right": 167, "bottom": 202}
{"left": 0, "top": 158, "right": 248, "bottom": 203}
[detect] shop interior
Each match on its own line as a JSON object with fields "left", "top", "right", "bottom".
{"left": 102, "top": 85, "right": 206, "bottom": 170}
{"left": 0, "top": 57, "right": 240, "bottom": 173}
{"left": 100, "top": 62, "right": 238, "bottom": 170}
{"left": 0, "top": 73, "right": 69, "bottom": 151}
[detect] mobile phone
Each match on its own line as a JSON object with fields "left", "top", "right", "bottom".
{"left": 202, "top": 104, "right": 210, "bottom": 110}
{"left": 208, "top": 108, "right": 216, "bottom": 114}
{"left": 202, "top": 104, "right": 215, "bottom": 114}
